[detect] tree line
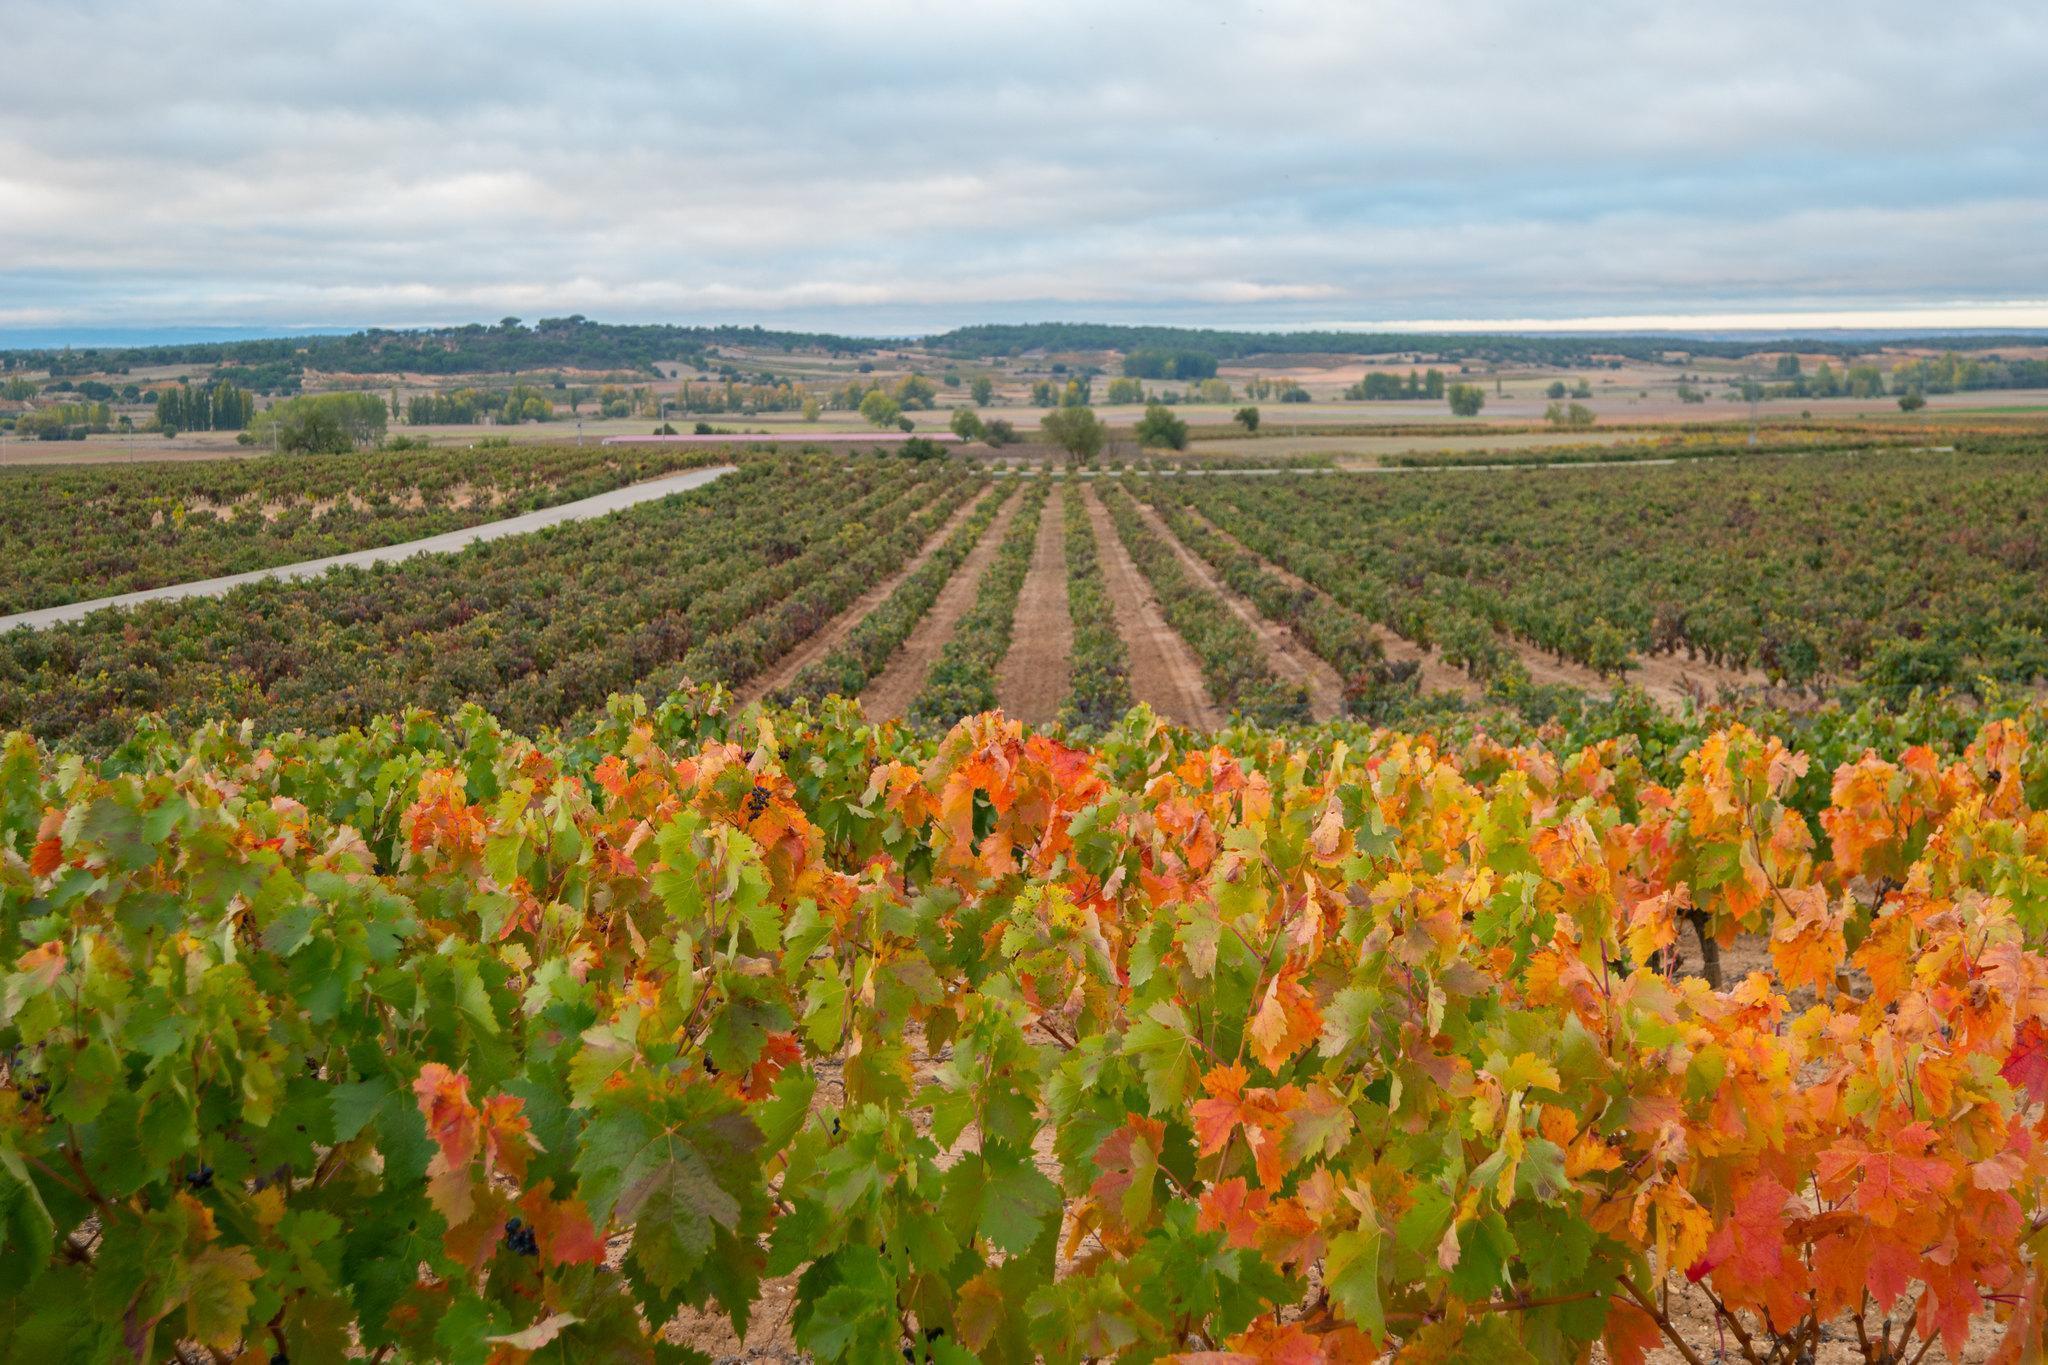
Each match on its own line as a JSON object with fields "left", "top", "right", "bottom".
{"left": 926, "top": 321, "right": 2048, "bottom": 364}
{"left": 155, "top": 379, "right": 254, "bottom": 434}
{"left": 1343, "top": 368, "right": 1447, "bottom": 400}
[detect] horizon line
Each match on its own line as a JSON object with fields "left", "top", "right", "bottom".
{"left": 5, "top": 299, "right": 2048, "bottom": 348}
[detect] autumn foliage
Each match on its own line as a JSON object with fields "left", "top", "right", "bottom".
{"left": 2, "top": 698, "right": 2047, "bottom": 1362}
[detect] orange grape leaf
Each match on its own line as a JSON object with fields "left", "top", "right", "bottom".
{"left": 1624, "top": 891, "right": 1678, "bottom": 965}
{"left": 1222, "top": 1318, "right": 1321, "bottom": 1364}
{"left": 2002, "top": 1019, "right": 2048, "bottom": 1106}
{"left": 1601, "top": 1297, "right": 1663, "bottom": 1365}
{"left": 1247, "top": 972, "right": 1322, "bottom": 1072}
{"left": 479, "top": 1092, "right": 535, "bottom": 1182}
{"left": 1192, "top": 1063, "right": 1252, "bottom": 1156}
{"left": 1196, "top": 1178, "right": 1267, "bottom": 1250}
{"left": 413, "top": 1063, "right": 480, "bottom": 1170}
{"left": 1768, "top": 886, "right": 1846, "bottom": 993}
{"left": 518, "top": 1182, "right": 605, "bottom": 1267}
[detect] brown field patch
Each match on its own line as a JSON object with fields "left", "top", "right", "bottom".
{"left": 1081, "top": 484, "right": 1220, "bottom": 728}
{"left": 993, "top": 489, "right": 1073, "bottom": 724}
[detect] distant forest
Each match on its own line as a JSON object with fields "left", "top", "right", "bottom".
{"left": 0, "top": 317, "right": 883, "bottom": 379}
{"left": 4, "top": 316, "right": 2046, "bottom": 380}
{"left": 925, "top": 322, "right": 2048, "bottom": 365}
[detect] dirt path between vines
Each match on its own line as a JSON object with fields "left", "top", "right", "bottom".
{"left": 1628, "top": 649, "right": 1776, "bottom": 707}
{"left": 994, "top": 489, "right": 1073, "bottom": 724}
{"left": 858, "top": 496, "right": 1022, "bottom": 722}
{"left": 1178, "top": 507, "right": 1482, "bottom": 701}
{"left": 1083, "top": 485, "right": 1222, "bottom": 728}
{"left": 740, "top": 487, "right": 992, "bottom": 703}
{"left": 1127, "top": 497, "right": 1346, "bottom": 722}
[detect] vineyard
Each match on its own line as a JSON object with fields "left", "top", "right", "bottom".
{"left": 1146, "top": 441, "right": 2048, "bottom": 698}
{"left": 3, "top": 440, "right": 2048, "bottom": 1362}
{"left": 0, "top": 445, "right": 732, "bottom": 614}
{"left": 0, "top": 459, "right": 985, "bottom": 748}
{"left": 9, "top": 444, "right": 2046, "bottom": 758}
{"left": 3, "top": 690, "right": 2048, "bottom": 1362}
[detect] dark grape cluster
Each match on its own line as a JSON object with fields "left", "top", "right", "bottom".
{"left": 503, "top": 1216, "right": 539, "bottom": 1257}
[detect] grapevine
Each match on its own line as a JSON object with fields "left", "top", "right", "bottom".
{"left": 2, "top": 696, "right": 2046, "bottom": 1360}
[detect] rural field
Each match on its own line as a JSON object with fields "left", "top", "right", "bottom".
{"left": 3, "top": 366, "right": 2048, "bottom": 1361}
{"left": 7, "top": 0, "right": 2048, "bottom": 1353}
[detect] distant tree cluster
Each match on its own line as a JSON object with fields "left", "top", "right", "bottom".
{"left": 1445, "top": 383, "right": 1486, "bottom": 417}
{"left": 1029, "top": 377, "right": 1094, "bottom": 408}
{"left": 1120, "top": 349, "right": 1219, "bottom": 380}
{"left": 1236, "top": 377, "right": 1302, "bottom": 403}
{"left": 1041, "top": 406, "right": 1106, "bottom": 459}
{"left": 213, "top": 361, "right": 303, "bottom": 395}
{"left": 252, "top": 392, "right": 387, "bottom": 453}
{"left": 0, "top": 318, "right": 886, "bottom": 383}
{"left": 405, "top": 385, "right": 555, "bottom": 425}
{"left": 1135, "top": 403, "right": 1189, "bottom": 450}
{"left": 1344, "top": 369, "right": 1446, "bottom": 401}
{"left": 407, "top": 388, "right": 493, "bottom": 424}
{"left": 155, "top": 380, "right": 254, "bottom": 434}
{"left": 832, "top": 374, "right": 939, "bottom": 416}
{"left": 927, "top": 320, "right": 2048, "bottom": 366}
{"left": 15, "top": 401, "right": 114, "bottom": 440}
{"left": 673, "top": 379, "right": 810, "bottom": 415}
{"left": 1885, "top": 351, "right": 2048, "bottom": 395}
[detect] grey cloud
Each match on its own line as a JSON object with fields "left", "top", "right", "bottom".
{"left": 2, "top": 0, "right": 2044, "bottom": 330}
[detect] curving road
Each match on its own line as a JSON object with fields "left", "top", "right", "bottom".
{"left": 1, "top": 464, "right": 736, "bottom": 633}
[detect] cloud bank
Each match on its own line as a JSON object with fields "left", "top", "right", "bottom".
{"left": 3, "top": 0, "right": 2045, "bottom": 333}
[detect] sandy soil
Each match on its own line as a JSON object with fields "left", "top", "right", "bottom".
{"left": 740, "top": 489, "right": 993, "bottom": 704}
{"left": 858, "top": 497, "right": 1022, "bottom": 721}
{"left": 1126, "top": 497, "right": 1346, "bottom": 721}
{"left": 1081, "top": 484, "right": 1222, "bottom": 728}
{"left": 993, "top": 489, "right": 1073, "bottom": 724}
{"left": 1628, "top": 649, "right": 1777, "bottom": 707}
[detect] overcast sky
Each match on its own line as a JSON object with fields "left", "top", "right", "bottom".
{"left": 4, "top": 0, "right": 2046, "bottom": 337}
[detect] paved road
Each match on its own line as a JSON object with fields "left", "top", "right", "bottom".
{"left": 1, "top": 464, "right": 736, "bottom": 632}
